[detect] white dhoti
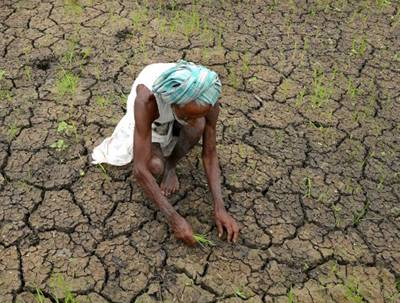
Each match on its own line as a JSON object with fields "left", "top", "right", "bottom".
{"left": 90, "top": 63, "right": 179, "bottom": 166}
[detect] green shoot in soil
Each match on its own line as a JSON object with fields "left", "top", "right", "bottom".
{"left": 351, "top": 36, "right": 367, "bottom": 57}
{"left": 344, "top": 279, "right": 365, "bottom": 303}
{"left": 95, "top": 96, "right": 112, "bottom": 109}
{"left": 234, "top": 288, "right": 248, "bottom": 299}
{"left": 64, "top": 0, "right": 83, "bottom": 16}
{"left": 56, "top": 70, "right": 79, "bottom": 97}
{"left": 0, "top": 69, "right": 6, "bottom": 80}
{"left": 287, "top": 286, "right": 295, "bottom": 303}
{"left": 352, "top": 200, "right": 370, "bottom": 226}
{"left": 57, "top": 121, "right": 77, "bottom": 137}
{"left": 50, "top": 139, "right": 68, "bottom": 151}
{"left": 193, "top": 233, "right": 215, "bottom": 247}
{"left": 7, "top": 122, "right": 19, "bottom": 141}
{"left": 310, "top": 66, "right": 332, "bottom": 108}
{"left": 303, "top": 176, "right": 312, "bottom": 198}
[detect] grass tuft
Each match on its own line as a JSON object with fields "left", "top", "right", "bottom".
{"left": 193, "top": 233, "right": 215, "bottom": 247}
{"left": 56, "top": 70, "right": 79, "bottom": 97}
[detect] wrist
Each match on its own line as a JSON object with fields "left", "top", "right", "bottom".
{"left": 214, "top": 203, "right": 225, "bottom": 215}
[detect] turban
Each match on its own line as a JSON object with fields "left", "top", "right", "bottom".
{"left": 152, "top": 60, "right": 221, "bottom": 106}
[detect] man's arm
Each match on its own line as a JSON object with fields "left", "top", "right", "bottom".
{"left": 202, "top": 102, "right": 240, "bottom": 243}
{"left": 133, "top": 84, "right": 196, "bottom": 246}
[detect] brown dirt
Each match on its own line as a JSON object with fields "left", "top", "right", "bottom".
{"left": 1, "top": 0, "right": 399, "bottom": 302}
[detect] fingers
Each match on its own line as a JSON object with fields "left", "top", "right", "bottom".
{"left": 225, "top": 222, "right": 240, "bottom": 243}
{"left": 226, "top": 224, "right": 233, "bottom": 243}
{"left": 232, "top": 223, "right": 240, "bottom": 243}
{"left": 216, "top": 220, "right": 223, "bottom": 238}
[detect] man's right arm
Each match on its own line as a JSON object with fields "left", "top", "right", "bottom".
{"left": 132, "top": 85, "right": 196, "bottom": 246}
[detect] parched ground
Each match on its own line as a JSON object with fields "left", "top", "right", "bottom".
{"left": 0, "top": 0, "right": 399, "bottom": 302}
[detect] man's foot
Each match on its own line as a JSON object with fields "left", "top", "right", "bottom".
{"left": 160, "top": 167, "right": 180, "bottom": 197}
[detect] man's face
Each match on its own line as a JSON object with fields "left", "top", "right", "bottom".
{"left": 172, "top": 101, "right": 211, "bottom": 126}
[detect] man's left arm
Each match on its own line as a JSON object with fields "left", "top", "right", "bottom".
{"left": 202, "top": 102, "right": 240, "bottom": 243}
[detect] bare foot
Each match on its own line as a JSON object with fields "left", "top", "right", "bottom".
{"left": 160, "top": 167, "right": 180, "bottom": 197}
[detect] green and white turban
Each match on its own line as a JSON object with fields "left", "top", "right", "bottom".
{"left": 152, "top": 60, "right": 221, "bottom": 106}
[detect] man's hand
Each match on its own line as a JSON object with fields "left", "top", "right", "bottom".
{"left": 214, "top": 209, "right": 240, "bottom": 243}
{"left": 170, "top": 215, "right": 197, "bottom": 246}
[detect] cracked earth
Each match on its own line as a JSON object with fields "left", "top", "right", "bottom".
{"left": 1, "top": 0, "right": 400, "bottom": 302}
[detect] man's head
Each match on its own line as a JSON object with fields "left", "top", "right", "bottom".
{"left": 152, "top": 60, "right": 222, "bottom": 109}
{"left": 171, "top": 101, "right": 211, "bottom": 126}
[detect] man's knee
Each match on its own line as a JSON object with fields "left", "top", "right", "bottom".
{"left": 149, "top": 156, "right": 164, "bottom": 176}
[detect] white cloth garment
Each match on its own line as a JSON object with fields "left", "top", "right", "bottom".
{"left": 91, "top": 62, "right": 178, "bottom": 166}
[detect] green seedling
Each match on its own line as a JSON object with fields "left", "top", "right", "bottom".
{"left": 376, "top": 0, "right": 391, "bottom": 9}
{"left": 294, "top": 88, "right": 306, "bottom": 107}
{"left": 310, "top": 66, "right": 332, "bottom": 108}
{"left": 56, "top": 70, "right": 79, "bottom": 97}
{"left": 0, "top": 69, "right": 6, "bottom": 80}
{"left": 80, "top": 47, "right": 92, "bottom": 59}
{"left": 24, "top": 66, "right": 32, "bottom": 81}
{"left": 50, "top": 139, "right": 68, "bottom": 151}
{"left": 193, "top": 233, "right": 215, "bottom": 247}
{"left": 303, "top": 176, "right": 312, "bottom": 198}
{"left": 228, "top": 68, "right": 240, "bottom": 89}
{"left": 48, "top": 272, "right": 78, "bottom": 303}
{"left": 97, "top": 163, "right": 110, "bottom": 181}
{"left": 64, "top": 0, "right": 83, "bottom": 16}
{"left": 287, "top": 286, "right": 295, "bottom": 303}
{"left": 57, "top": 121, "right": 77, "bottom": 137}
{"left": 131, "top": 7, "right": 148, "bottom": 31}
{"left": 352, "top": 200, "right": 370, "bottom": 226}
{"left": 7, "top": 122, "right": 19, "bottom": 141}
{"left": 34, "top": 287, "right": 46, "bottom": 303}
{"left": 234, "top": 288, "right": 248, "bottom": 299}
{"left": 350, "top": 37, "right": 367, "bottom": 57}
{"left": 344, "top": 279, "right": 365, "bottom": 303}
{"left": 95, "top": 96, "right": 112, "bottom": 108}
{"left": 216, "top": 22, "right": 224, "bottom": 49}
{"left": 332, "top": 204, "right": 342, "bottom": 227}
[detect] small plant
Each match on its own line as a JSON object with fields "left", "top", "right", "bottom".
{"left": 344, "top": 279, "right": 365, "bottom": 303}
{"left": 57, "top": 121, "right": 77, "bottom": 137}
{"left": 64, "top": 0, "right": 83, "bottom": 16}
{"left": 310, "top": 66, "right": 332, "bottom": 108}
{"left": 352, "top": 200, "right": 370, "bottom": 226}
{"left": 376, "top": 0, "right": 391, "bottom": 9}
{"left": 7, "top": 122, "right": 18, "bottom": 141}
{"left": 80, "top": 47, "right": 92, "bottom": 59}
{"left": 228, "top": 68, "right": 240, "bottom": 89}
{"left": 234, "top": 287, "right": 248, "bottom": 299}
{"left": 350, "top": 36, "right": 367, "bottom": 57}
{"left": 131, "top": 7, "right": 148, "bottom": 32}
{"left": 0, "top": 69, "right": 6, "bottom": 80}
{"left": 97, "top": 163, "right": 110, "bottom": 180}
{"left": 287, "top": 286, "right": 295, "bottom": 303}
{"left": 56, "top": 69, "right": 79, "bottom": 97}
{"left": 0, "top": 89, "right": 13, "bottom": 102}
{"left": 24, "top": 66, "right": 32, "bottom": 81}
{"left": 332, "top": 204, "right": 342, "bottom": 227}
{"left": 193, "top": 233, "right": 215, "bottom": 247}
{"left": 32, "top": 273, "right": 79, "bottom": 303}
{"left": 34, "top": 287, "right": 46, "bottom": 303}
{"left": 95, "top": 95, "right": 112, "bottom": 108}
{"left": 50, "top": 139, "right": 68, "bottom": 151}
{"left": 303, "top": 176, "right": 312, "bottom": 198}
{"left": 294, "top": 88, "right": 306, "bottom": 107}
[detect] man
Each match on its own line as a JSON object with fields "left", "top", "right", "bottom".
{"left": 92, "top": 60, "right": 239, "bottom": 246}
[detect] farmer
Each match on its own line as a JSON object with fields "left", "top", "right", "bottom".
{"left": 91, "top": 60, "right": 239, "bottom": 246}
